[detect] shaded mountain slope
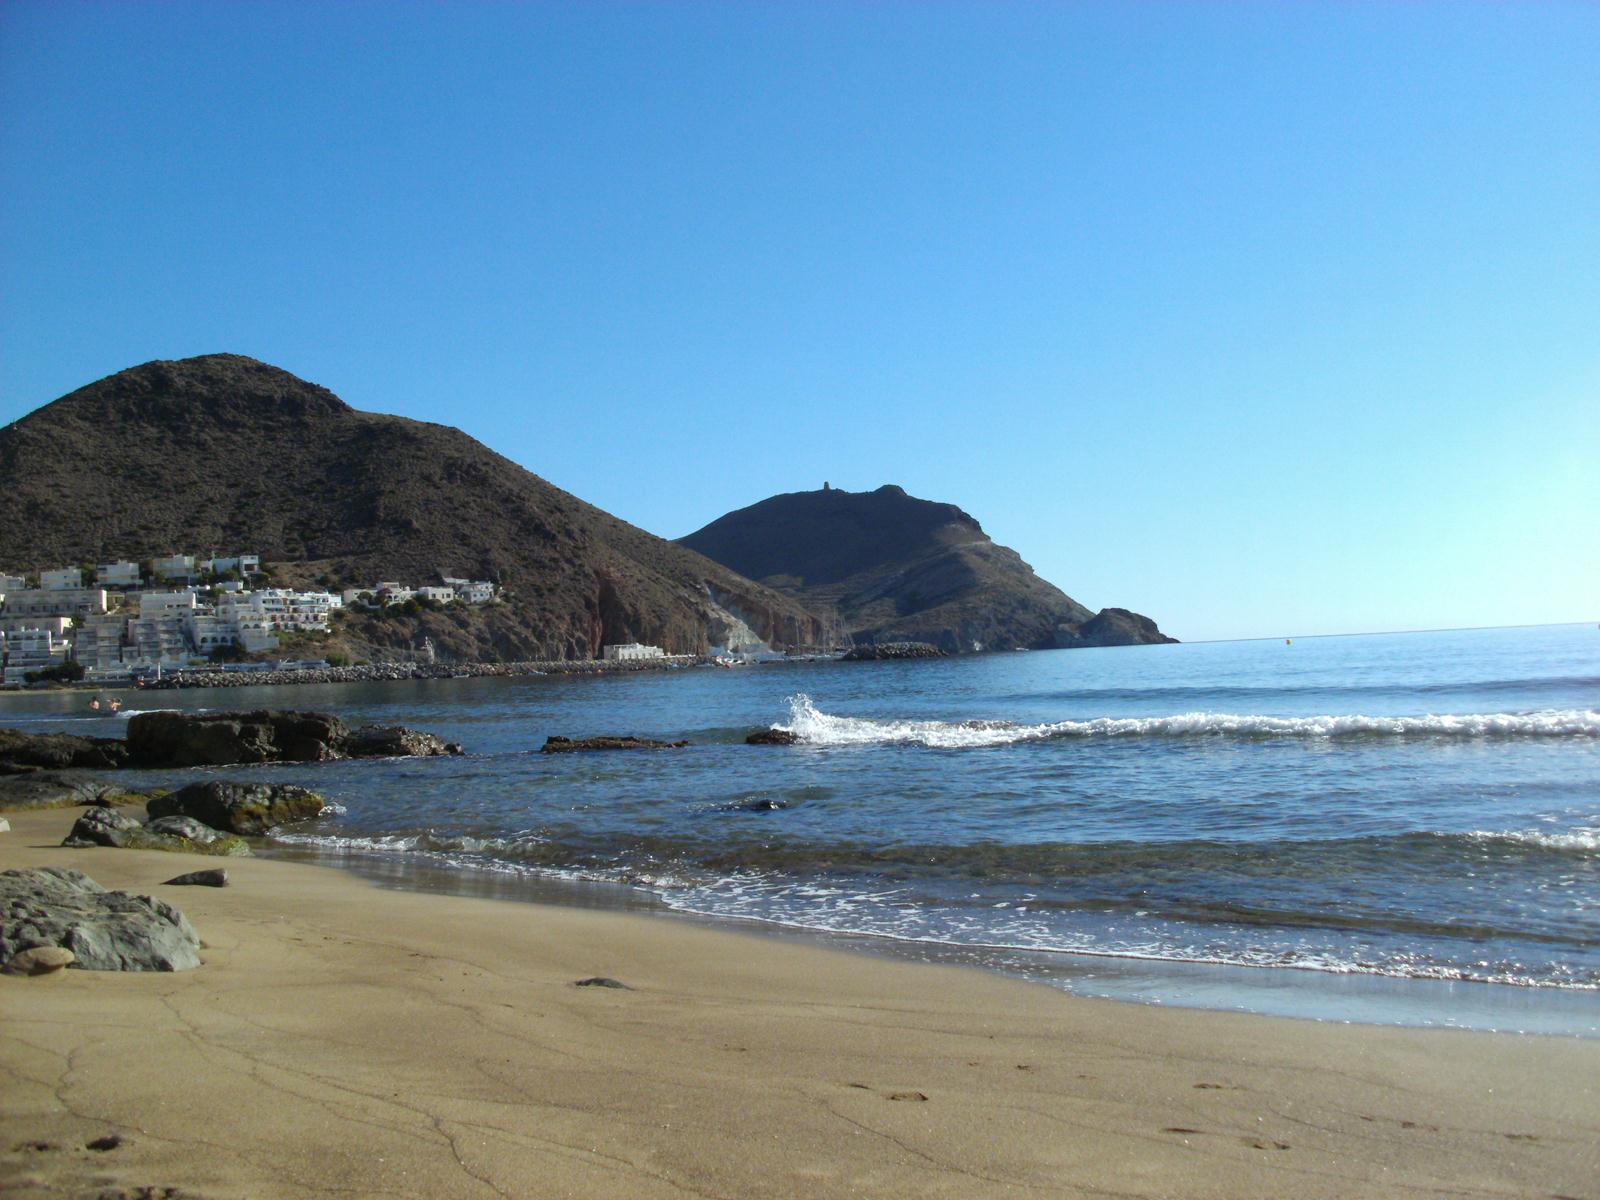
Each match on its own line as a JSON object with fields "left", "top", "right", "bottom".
{"left": 0, "top": 355, "right": 834, "bottom": 660}
{"left": 679, "top": 485, "right": 1175, "bottom": 652}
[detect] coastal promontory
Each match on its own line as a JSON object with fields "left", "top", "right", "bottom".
{"left": 680, "top": 484, "right": 1175, "bottom": 653}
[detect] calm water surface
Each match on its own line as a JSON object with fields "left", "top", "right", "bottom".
{"left": 5, "top": 624, "right": 1597, "bottom": 1034}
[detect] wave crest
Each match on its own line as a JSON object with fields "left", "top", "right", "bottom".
{"left": 773, "top": 695, "right": 1600, "bottom": 748}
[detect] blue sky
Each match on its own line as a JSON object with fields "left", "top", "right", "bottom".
{"left": 2, "top": 2, "right": 1595, "bottom": 642}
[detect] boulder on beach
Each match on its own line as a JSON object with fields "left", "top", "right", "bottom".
{"left": 61, "top": 806, "right": 251, "bottom": 856}
{"left": 0, "top": 866, "right": 202, "bottom": 971}
{"left": 147, "top": 780, "right": 329, "bottom": 836}
{"left": 540, "top": 735, "right": 690, "bottom": 754}
{"left": 124, "top": 709, "right": 465, "bottom": 767}
{"left": 0, "top": 728, "right": 130, "bottom": 774}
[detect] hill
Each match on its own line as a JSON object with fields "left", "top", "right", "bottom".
{"left": 679, "top": 485, "right": 1175, "bottom": 652}
{"left": 0, "top": 355, "right": 836, "bottom": 661}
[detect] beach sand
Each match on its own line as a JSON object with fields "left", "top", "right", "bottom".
{"left": 2, "top": 808, "right": 1596, "bottom": 1199}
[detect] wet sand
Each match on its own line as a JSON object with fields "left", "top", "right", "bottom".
{"left": 2, "top": 807, "right": 1596, "bottom": 1199}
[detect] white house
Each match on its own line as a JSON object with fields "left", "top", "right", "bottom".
{"left": 40, "top": 567, "right": 84, "bottom": 591}
{"left": 2, "top": 627, "right": 71, "bottom": 683}
{"left": 455, "top": 580, "right": 496, "bottom": 604}
{"left": 96, "top": 561, "right": 142, "bottom": 588}
{"left": 150, "top": 554, "right": 197, "bottom": 582}
{"left": 199, "top": 553, "right": 261, "bottom": 576}
{"left": 415, "top": 586, "right": 456, "bottom": 605}
{"left": 0, "top": 588, "right": 108, "bottom": 618}
{"left": 0, "top": 574, "right": 26, "bottom": 593}
{"left": 139, "top": 591, "right": 198, "bottom": 618}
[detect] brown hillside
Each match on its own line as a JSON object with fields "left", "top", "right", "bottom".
{"left": 680, "top": 485, "right": 1175, "bottom": 652}
{"left": 0, "top": 355, "right": 835, "bottom": 660}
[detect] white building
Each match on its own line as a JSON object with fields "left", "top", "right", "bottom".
{"left": 40, "top": 567, "right": 84, "bottom": 590}
{"left": 150, "top": 554, "right": 197, "bottom": 582}
{"left": 0, "top": 588, "right": 108, "bottom": 618}
{"left": 216, "top": 589, "right": 334, "bottom": 633}
{"left": 2, "top": 627, "right": 71, "bottom": 683}
{"left": 74, "top": 613, "right": 128, "bottom": 672}
{"left": 603, "top": 643, "right": 666, "bottom": 661}
{"left": 139, "top": 591, "right": 198, "bottom": 618}
{"left": 415, "top": 586, "right": 456, "bottom": 605}
{"left": 97, "top": 561, "right": 142, "bottom": 588}
{"left": 455, "top": 580, "right": 496, "bottom": 604}
{"left": 0, "top": 614, "right": 72, "bottom": 638}
{"left": 0, "top": 574, "right": 26, "bottom": 593}
{"left": 126, "top": 616, "right": 191, "bottom": 667}
{"left": 198, "top": 554, "right": 261, "bottom": 577}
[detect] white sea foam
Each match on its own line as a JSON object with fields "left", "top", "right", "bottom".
{"left": 1469, "top": 829, "right": 1600, "bottom": 853}
{"left": 773, "top": 694, "right": 1600, "bottom": 749}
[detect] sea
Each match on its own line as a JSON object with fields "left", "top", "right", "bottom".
{"left": 4, "top": 623, "right": 1597, "bottom": 1035}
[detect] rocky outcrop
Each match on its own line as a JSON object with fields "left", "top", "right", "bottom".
{"left": 61, "top": 806, "right": 251, "bottom": 856}
{"left": 146, "top": 781, "right": 329, "bottom": 836}
{"left": 125, "top": 710, "right": 348, "bottom": 767}
{"left": 540, "top": 735, "right": 690, "bottom": 754}
{"left": 681, "top": 484, "right": 1175, "bottom": 652}
{"left": 0, "top": 729, "right": 129, "bottom": 774}
{"left": 745, "top": 729, "right": 800, "bottom": 745}
{"left": 0, "top": 866, "right": 202, "bottom": 971}
{"left": 1054, "top": 608, "right": 1179, "bottom": 649}
{"left": 346, "top": 725, "right": 463, "bottom": 758}
{"left": 0, "top": 772, "right": 145, "bottom": 812}
{"left": 124, "top": 710, "right": 462, "bottom": 767}
{"left": 842, "top": 642, "right": 948, "bottom": 661}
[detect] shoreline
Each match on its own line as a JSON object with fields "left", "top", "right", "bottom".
{"left": 4, "top": 807, "right": 1598, "bottom": 1199}
{"left": 269, "top": 834, "right": 1600, "bottom": 1039}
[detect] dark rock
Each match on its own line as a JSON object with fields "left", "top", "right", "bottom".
{"left": 163, "top": 868, "right": 228, "bottom": 887}
{"left": 745, "top": 729, "right": 799, "bottom": 745}
{"left": 86, "top": 1134, "right": 123, "bottom": 1152}
{"left": 123, "top": 709, "right": 463, "bottom": 767}
{"left": 0, "top": 866, "right": 202, "bottom": 971}
{"left": 1054, "top": 607, "right": 1179, "bottom": 649}
{"left": 62, "top": 807, "right": 252, "bottom": 856}
{"left": 574, "top": 976, "right": 629, "bottom": 989}
{"left": 147, "top": 781, "right": 329, "bottom": 836}
{"left": 0, "top": 728, "right": 129, "bottom": 774}
{"left": 842, "top": 642, "right": 948, "bottom": 661}
{"left": 62, "top": 806, "right": 143, "bottom": 846}
{"left": 540, "top": 735, "right": 690, "bottom": 754}
{"left": 145, "top": 815, "right": 226, "bottom": 843}
{"left": 0, "top": 771, "right": 127, "bottom": 812}
{"left": 726, "top": 797, "right": 787, "bottom": 812}
{"left": 347, "top": 725, "right": 462, "bottom": 758}
{"left": 126, "top": 709, "right": 349, "bottom": 767}
{"left": 2, "top": 945, "right": 75, "bottom": 975}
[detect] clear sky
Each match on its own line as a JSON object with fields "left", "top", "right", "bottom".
{"left": 2, "top": 2, "right": 1595, "bottom": 642}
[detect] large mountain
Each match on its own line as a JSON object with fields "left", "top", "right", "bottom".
{"left": 0, "top": 355, "right": 835, "bottom": 660}
{"left": 679, "top": 485, "right": 1175, "bottom": 652}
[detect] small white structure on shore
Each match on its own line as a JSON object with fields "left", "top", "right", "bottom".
{"left": 603, "top": 642, "right": 666, "bottom": 661}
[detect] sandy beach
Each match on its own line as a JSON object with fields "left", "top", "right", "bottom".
{"left": 2, "top": 807, "right": 1596, "bottom": 1200}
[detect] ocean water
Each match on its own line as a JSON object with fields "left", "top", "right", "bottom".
{"left": 5, "top": 623, "right": 1597, "bottom": 1034}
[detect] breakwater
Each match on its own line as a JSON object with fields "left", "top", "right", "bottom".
{"left": 139, "top": 656, "right": 703, "bottom": 690}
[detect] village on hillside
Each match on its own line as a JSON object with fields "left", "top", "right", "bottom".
{"left": 0, "top": 553, "right": 498, "bottom": 684}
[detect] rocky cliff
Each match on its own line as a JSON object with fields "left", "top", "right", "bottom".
{"left": 679, "top": 485, "right": 1175, "bottom": 652}
{"left": 0, "top": 355, "right": 833, "bottom": 660}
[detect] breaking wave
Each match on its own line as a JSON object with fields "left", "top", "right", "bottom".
{"left": 772, "top": 694, "right": 1600, "bottom": 748}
